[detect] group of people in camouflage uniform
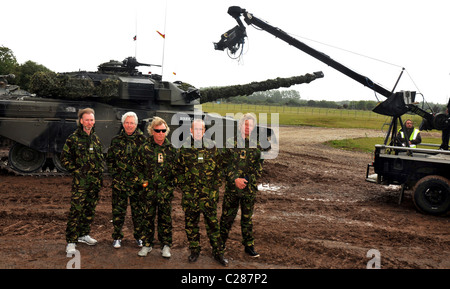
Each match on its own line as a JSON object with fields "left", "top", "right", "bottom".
{"left": 62, "top": 108, "right": 264, "bottom": 267}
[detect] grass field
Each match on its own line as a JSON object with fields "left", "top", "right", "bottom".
{"left": 325, "top": 137, "right": 442, "bottom": 153}
{"left": 198, "top": 102, "right": 442, "bottom": 153}
{"left": 198, "top": 103, "right": 424, "bottom": 130}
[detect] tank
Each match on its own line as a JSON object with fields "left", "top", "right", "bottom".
{"left": 0, "top": 57, "right": 323, "bottom": 174}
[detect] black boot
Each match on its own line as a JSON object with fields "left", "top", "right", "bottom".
{"left": 214, "top": 253, "right": 229, "bottom": 267}
{"left": 188, "top": 251, "right": 199, "bottom": 263}
{"left": 244, "top": 246, "right": 260, "bottom": 258}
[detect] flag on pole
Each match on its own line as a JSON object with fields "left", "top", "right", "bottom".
{"left": 156, "top": 31, "right": 165, "bottom": 39}
{"left": 133, "top": 35, "right": 137, "bottom": 41}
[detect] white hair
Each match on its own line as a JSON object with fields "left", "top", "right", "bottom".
{"left": 121, "top": 111, "right": 138, "bottom": 125}
{"left": 239, "top": 113, "right": 256, "bottom": 130}
{"left": 191, "top": 118, "right": 205, "bottom": 129}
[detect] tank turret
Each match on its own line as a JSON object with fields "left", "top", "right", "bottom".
{"left": 28, "top": 57, "right": 200, "bottom": 105}
{"left": 97, "top": 56, "right": 156, "bottom": 75}
{"left": 0, "top": 57, "right": 323, "bottom": 174}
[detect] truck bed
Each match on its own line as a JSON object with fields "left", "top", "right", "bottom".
{"left": 366, "top": 144, "right": 450, "bottom": 187}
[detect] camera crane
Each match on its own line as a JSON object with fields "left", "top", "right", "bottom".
{"left": 214, "top": 7, "right": 450, "bottom": 215}
{"left": 214, "top": 6, "right": 449, "bottom": 146}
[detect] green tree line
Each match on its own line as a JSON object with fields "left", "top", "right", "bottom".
{"left": 0, "top": 46, "right": 51, "bottom": 90}
{"left": 1, "top": 45, "right": 447, "bottom": 113}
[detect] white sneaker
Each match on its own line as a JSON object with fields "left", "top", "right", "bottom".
{"left": 138, "top": 246, "right": 152, "bottom": 257}
{"left": 161, "top": 245, "right": 171, "bottom": 258}
{"left": 78, "top": 235, "right": 97, "bottom": 246}
{"left": 136, "top": 239, "right": 143, "bottom": 247}
{"left": 113, "top": 239, "right": 121, "bottom": 248}
{"left": 66, "top": 243, "right": 76, "bottom": 254}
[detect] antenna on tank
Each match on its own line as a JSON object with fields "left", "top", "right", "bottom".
{"left": 160, "top": 0, "right": 168, "bottom": 79}
{"left": 135, "top": 13, "right": 138, "bottom": 58}
{"left": 132, "top": 10, "right": 138, "bottom": 59}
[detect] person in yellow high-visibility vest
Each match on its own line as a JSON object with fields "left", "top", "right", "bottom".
{"left": 397, "top": 119, "right": 422, "bottom": 148}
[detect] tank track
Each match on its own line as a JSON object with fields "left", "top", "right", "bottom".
{"left": 0, "top": 159, "right": 69, "bottom": 177}
{"left": 0, "top": 140, "right": 69, "bottom": 176}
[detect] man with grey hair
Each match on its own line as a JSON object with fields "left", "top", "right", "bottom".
{"left": 177, "top": 118, "right": 228, "bottom": 266}
{"left": 106, "top": 111, "right": 147, "bottom": 249}
{"left": 220, "top": 113, "right": 264, "bottom": 258}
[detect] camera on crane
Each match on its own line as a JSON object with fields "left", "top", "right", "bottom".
{"left": 213, "top": 25, "right": 246, "bottom": 55}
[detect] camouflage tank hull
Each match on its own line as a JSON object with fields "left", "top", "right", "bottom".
{"left": 0, "top": 58, "right": 323, "bottom": 174}
{"left": 0, "top": 93, "right": 197, "bottom": 174}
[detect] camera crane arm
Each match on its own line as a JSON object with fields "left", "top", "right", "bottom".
{"left": 215, "top": 6, "right": 393, "bottom": 99}
{"left": 215, "top": 6, "right": 449, "bottom": 133}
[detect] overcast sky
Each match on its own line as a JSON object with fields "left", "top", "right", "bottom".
{"left": 2, "top": 0, "right": 449, "bottom": 104}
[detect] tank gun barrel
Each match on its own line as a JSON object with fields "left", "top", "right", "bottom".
{"left": 199, "top": 71, "right": 323, "bottom": 103}
{"left": 124, "top": 56, "right": 161, "bottom": 69}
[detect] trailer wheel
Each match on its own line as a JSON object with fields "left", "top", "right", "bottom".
{"left": 413, "top": 175, "right": 450, "bottom": 215}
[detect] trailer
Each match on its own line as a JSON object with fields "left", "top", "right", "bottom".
{"left": 366, "top": 144, "right": 450, "bottom": 215}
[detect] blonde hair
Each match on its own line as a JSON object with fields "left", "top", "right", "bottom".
{"left": 148, "top": 116, "right": 170, "bottom": 135}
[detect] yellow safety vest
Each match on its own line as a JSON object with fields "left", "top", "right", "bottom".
{"left": 399, "top": 128, "right": 420, "bottom": 148}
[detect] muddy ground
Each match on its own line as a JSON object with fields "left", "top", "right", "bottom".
{"left": 0, "top": 126, "right": 448, "bottom": 269}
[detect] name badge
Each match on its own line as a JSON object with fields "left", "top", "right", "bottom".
{"left": 126, "top": 144, "right": 132, "bottom": 154}
{"left": 158, "top": 153, "right": 164, "bottom": 163}
{"left": 198, "top": 153, "right": 204, "bottom": 163}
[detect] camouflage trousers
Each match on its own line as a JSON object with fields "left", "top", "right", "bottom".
{"left": 220, "top": 182, "right": 257, "bottom": 247}
{"left": 111, "top": 180, "right": 145, "bottom": 241}
{"left": 141, "top": 188, "right": 174, "bottom": 247}
{"left": 182, "top": 186, "right": 223, "bottom": 255}
{"left": 66, "top": 173, "right": 102, "bottom": 243}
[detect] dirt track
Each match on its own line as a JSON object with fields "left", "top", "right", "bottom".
{"left": 0, "top": 126, "right": 449, "bottom": 269}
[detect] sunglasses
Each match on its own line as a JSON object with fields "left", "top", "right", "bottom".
{"left": 154, "top": 129, "right": 167, "bottom": 133}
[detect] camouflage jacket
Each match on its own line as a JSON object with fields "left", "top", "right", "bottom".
{"left": 137, "top": 137, "right": 178, "bottom": 191}
{"left": 224, "top": 135, "right": 264, "bottom": 188}
{"left": 106, "top": 128, "right": 146, "bottom": 181}
{"left": 177, "top": 137, "right": 224, "bottom": 191}
{"left": 60, "top": 125, "right": 104, "bottom": 175}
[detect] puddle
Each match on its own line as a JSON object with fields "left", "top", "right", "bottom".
{"left": 258, "top": 183, "right": 286, "bottom": 192}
